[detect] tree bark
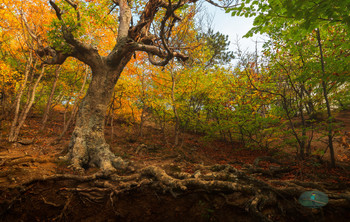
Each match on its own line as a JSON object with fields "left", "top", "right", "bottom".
{"left": 170, "top": 69, "right": 180, "bottom": 146}
{"left": 316, "top": 28, "right": 335, "bottom": 168}
{"left": 62, "top": 58, "right": 132, "bottom": 172}
{"left": 138, "top": 72, "right": 147, "bottom": 137}
{"left": 8, "top": 54, "right": 33, "bottom": 142}
{"left": 40, "top": 65, "right": 61, "bottom": 131}
{"left": 139, "top": 108, "right": 145, "bottom": 137}
{"left": 9, "top": 61, "right": 45, "bottom": 142}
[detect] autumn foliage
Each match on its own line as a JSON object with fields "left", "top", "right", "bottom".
{"left": 0, "top": 0, "right": 349, "bottom": 165}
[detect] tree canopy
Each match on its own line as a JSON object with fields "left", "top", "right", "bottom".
{"left": 0, "top": 0, "right": 349, "bottom": 169}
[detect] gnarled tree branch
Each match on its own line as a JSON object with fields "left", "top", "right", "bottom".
{"left": 117, "top": 0, "right": 132, "bottom": 41}
{"left": 132, "top": 42, "right": 188, "bottom": 66}
{"left": 36, "top": 47, "right": 71, "bottom": 65}
{"left": 48, "top": 0, "right": 100, "bottom": 67}
{"left": 108, "top": 0, "right": 192, "bottom": 67}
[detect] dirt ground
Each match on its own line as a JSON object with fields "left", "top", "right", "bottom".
{"left": 1, "top": 110, "right": 350, "bottom": 221}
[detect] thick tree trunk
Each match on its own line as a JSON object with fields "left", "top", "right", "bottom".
{"left": 63, "top": 58, "right": 132, "bottom": 172}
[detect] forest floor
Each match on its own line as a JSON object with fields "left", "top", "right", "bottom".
{"left": 1, "top": 109, "right": 350, "bottom": 221}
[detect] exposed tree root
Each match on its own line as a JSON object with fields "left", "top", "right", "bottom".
{"left": 41, "top": 196, "right": 62, "bottom": 207}
{"left": 1, "top": 163, "right": 350, "bottom": 221}
{"left": 61, "top": 133, "right": 132, "bottom": 174}
{"left": 16, "top": 139, "right": 34, "bottom": 145}
{"left": 53, "top": 193, "right": 72, "bottom": 222}
{"left": 0, "top": 156, "right": 52, "bottom": 167}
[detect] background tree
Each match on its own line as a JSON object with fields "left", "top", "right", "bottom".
{"left": 0, "top": 0, "right": 55, "bottom": 142}
{"left": 228, "top": 0, "right": 350, "bottom": 166}
{"left": 37, "top": 0, "right": 209, "bottom": 172}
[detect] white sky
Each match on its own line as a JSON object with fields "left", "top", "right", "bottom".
{"left": 201, "top": 3, "right": 265, "bottom": 56}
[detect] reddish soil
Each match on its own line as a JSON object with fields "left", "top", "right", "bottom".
{"left": 1, "top": 109, "right": 350, "bottom": 221}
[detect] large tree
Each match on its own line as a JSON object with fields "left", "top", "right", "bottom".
{"left": 38, "top": 0, "right": 233, "bottom": 172}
